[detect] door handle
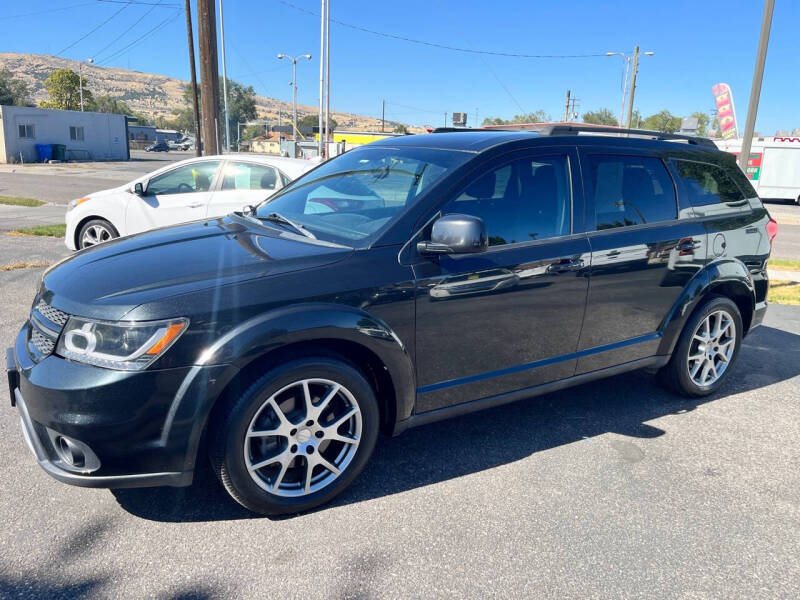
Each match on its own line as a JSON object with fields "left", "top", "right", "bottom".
{"left": 675, "top": 238, "right": 701, "bottom": 255}
{"left": 187, "top": 202, "right": 204, "bottom": 208}
{"left": 546, "top": 258, "right": 584, "bottom": 275}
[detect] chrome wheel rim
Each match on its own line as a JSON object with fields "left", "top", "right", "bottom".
{"left": 687, "top": 310, "right": 736, "bottom": 387}
{"left": 81, "top": 224, "right": 112, "bottom": 248}
{"left": 244, "top": 378, "right": 362, "bottom": 497}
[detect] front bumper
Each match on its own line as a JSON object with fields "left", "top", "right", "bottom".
{"left": 8, "top": 325, "right": 234, "bottom": 488}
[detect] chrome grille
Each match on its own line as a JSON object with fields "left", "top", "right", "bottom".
{"left": 35, "top": 300, "right": 69, "bottom": 327}
{"left": 30, "top": 328, "right": 56, "bottom": 356}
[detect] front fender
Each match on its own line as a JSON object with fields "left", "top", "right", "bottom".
{"left": 164, "top": 303, "right": 416, "bottom": 471}
{"left": 657, "top": 258, "right": 755, "bottom": 356}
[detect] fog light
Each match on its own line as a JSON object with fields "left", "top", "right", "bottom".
{"left": 56, "top": 436, "right": 85, "bottom": 468}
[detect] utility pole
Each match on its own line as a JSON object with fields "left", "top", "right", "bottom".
{"left": 381, "top": 99, "right": 385, "bottom": 132}
{"left": 318, "top": 0, "right": 325, "bottom": 157}
{"left": 197, "top": 0, "right": 220, "bottom": 155}
{"left": 278, "top": 54, "right": 312, "bottom": 144}
{"left": 739, "top": 0, "right": 775, "bottom": 171}
{"left": 625, "top": 46, "right": 640, "bottom": 129}
{"left": 323, "top": 0, "right": 331, "bottom": 156}
{"left": 218, "top": 0, "right": 230, "bottom": 153}
{"left": 184, "top": 0, "right": 202, "bottom": 156}
{"left": 563, "top": 90, "right": 570, "bottom": 122}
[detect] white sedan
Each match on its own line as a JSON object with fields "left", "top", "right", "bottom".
{"left": 65, "top": 154, "right": 316, "bottom": 250}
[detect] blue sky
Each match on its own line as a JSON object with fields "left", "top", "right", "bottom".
{"left": 4, "top": 0, "right": 798, "bottom": 133}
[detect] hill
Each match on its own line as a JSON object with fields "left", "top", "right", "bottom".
{"left": 0, "top": 52, "right": 412, "bottom": 132}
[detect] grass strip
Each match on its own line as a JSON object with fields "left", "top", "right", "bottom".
{"left": 9, "top": 224, "right": 67, "bottom": 237}
{"left": 0, "top": 196, "right": 45, "bottom": 207}
{"left": 768, "top": 281, "right": 800, "bottom": 305}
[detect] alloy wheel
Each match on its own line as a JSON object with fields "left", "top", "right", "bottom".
{"left": 686, "top": 309, "right": 736, "bottom": 387}
{"left": 243, "top": 378, "right": 362, "bottom": 497}
{"left": 81, "top": 224, "right": 112, "bottom": 248}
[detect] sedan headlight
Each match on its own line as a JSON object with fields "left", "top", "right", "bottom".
{"left": 67, "top": 197, "right": 90, "bottom": 212}
{"left": 55, "top": 317, "right": 188, "bottom": 371}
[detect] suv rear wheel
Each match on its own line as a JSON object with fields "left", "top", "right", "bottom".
{"left": 658, "top": 296, "right": 743, "bottom": 397}
{"left": 209, "top": 357, "right": 379, "bottom": 515}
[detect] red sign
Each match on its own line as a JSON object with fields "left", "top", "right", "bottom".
{"left": 712, "top": 83, "right": 738, "bottom": 140}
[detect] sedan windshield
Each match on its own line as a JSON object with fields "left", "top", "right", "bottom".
{"left": 254, "top": 146, "right": 470, "bottom": 246}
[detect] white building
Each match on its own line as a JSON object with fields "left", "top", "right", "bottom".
{"left": 0, "top": 105, "right": 129, "bottom": 163}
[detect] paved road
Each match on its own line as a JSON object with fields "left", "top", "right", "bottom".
{"left": 0, "top": 151, "right": 184, "bottom": 205}
{"left": 1, "top": 257, "right": 798, "bottom": 599}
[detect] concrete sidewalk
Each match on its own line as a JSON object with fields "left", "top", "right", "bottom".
{"left": 769, "top": 268, "right": 800, "bottom": 282}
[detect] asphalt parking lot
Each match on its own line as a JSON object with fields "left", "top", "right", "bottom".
{"left": 0, "top": 242, "right": 799, "bottom": 598}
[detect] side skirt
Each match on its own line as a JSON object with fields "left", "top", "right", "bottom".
{"left": 397, "top": 355, "right": 670, "bottom": 432}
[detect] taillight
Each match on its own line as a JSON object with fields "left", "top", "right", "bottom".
{"left": 766, "top": 218, "right": 778, "bottom": 245}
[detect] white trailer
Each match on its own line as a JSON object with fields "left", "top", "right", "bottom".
{"left": 715, "top": 138, "right": 800, "bottom": 205}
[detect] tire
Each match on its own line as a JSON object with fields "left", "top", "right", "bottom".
{"left": 209, "top": 357, "right": 379, "bottom": 516}
{"left": 657, "top": 296, "right": 743, "bottom": 397}
{"left": 77, "top": 218, "right": 119, "bottom": 249}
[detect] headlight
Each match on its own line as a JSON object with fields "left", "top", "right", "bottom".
{"left": 55, "top": 317, "right": 188, "bottom": 371}
{"left": 67, "top": 197, "right": 90, "bottom": 211}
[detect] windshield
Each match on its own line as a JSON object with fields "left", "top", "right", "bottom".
{"left": 254, "top": 146, "right": 471, "bottom": 246}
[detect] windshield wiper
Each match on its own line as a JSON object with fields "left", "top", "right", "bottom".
{"left": 262, "top": 212, "right": 316, "bottom": 239}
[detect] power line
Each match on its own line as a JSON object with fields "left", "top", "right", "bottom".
{"left": 1, "top": 3, "right": 95, "bottom": 21}
{"left": 275, "top": 0, "right": 607, "bottom": 59}
{"left": 97, "top": 0, "right": 179, "bottom": 5}
{"left": 54, "top": 1, "right": 132, "bottom": 57}
{"left": 93, "top": 0, "right": 166, "bottom": 61}
{"left": 96, "top": 10, "right": 181, "bottom": 65}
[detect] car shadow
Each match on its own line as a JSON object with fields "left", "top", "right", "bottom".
{"left": 112, "top": 324, "right": 800, "bottom": 522}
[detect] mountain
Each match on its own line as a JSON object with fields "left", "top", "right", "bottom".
{"left": 0, "top": 52, "right": 410, "bottom": 132}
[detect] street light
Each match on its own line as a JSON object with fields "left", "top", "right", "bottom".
{"left": 606, "top": 49, "right": 653, "bottom": 128}
{"left": 79, "top": 58, "right": 93, "bottom": 112}
{"left": 277, "top": 53, "right": 312, "bottom": 142}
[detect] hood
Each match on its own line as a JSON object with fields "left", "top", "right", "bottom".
{"left": 41, "top": 216, "right": 352, "bottom": 320}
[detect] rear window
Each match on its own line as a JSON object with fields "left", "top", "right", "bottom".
{"left": 588, "top": 155, "right": 677, "bottom": 230}
{"left": 673, "top": 160, "right": 746, "bottom": 209}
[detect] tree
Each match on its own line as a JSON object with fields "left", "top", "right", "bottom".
{"left": 89, "top": 95, "right": 133, "bottom": 115}
{"left": 40, "top": 68, "right": 91, "bottom": 111}
{"left": 642, "top": 109, "right": 681, "bottom": 133}
{"left": 297, "top": 114, "right": 338, "bottom": 130}
{"left": 0, "top": 69, "right": 31, "bottom": 106}
{"left": 482, "top": 110, "right": 551, "bottom": 126}
{"left": 690, "top": 111, "right": 710, "bottom": 136}
{"left": 582, "top": 108, "right": 618, "bottom": 126}
{"left": 393, "top": 124, "right": 408, "bottom": 134}
{"left": 242, "top": 124, "right": 265, "bottom": 140}
{"left": 180, "top": 78, "right": 257, "bottom": 143}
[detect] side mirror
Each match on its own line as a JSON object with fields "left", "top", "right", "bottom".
{"left": 417, "top": 214, "right": 488, "bottom": 255}
{"left": 133, "top": 182, "right": 145, "bottom": 196}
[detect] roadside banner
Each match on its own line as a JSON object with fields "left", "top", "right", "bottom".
{"left": 712, "top": 83, "right": 739, "bottom": 140}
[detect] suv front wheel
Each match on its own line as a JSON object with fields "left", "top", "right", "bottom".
{"left": 209, "top": 357, "right": 379, "bottom": 515}
{"left": 658, "top": 296, "right": 743, "bottom": 397}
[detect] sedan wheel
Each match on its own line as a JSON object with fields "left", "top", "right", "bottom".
{"left": 78, "top": 219, "right": 119, "bottom": 250}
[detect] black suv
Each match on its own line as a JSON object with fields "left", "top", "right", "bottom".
{"left": 7, "top": 127, "right": 777, "bottom": 515}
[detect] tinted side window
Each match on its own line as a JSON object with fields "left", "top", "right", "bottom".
{"left": 443, "top": 156, "right": 571, "bottom": 246}
{"left": 673, "top": 160, "right": 745, "bottom": 207}
{"left": 589, "top": 155, "right": 676, "bottom": 230}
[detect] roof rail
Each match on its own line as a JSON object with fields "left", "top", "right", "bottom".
{"left": 534, "top": 124, "right": 718, "bottom": 148}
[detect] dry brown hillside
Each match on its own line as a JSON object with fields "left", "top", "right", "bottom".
{"left": 0, "top": 52, "right": 415, "bottom": 132}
